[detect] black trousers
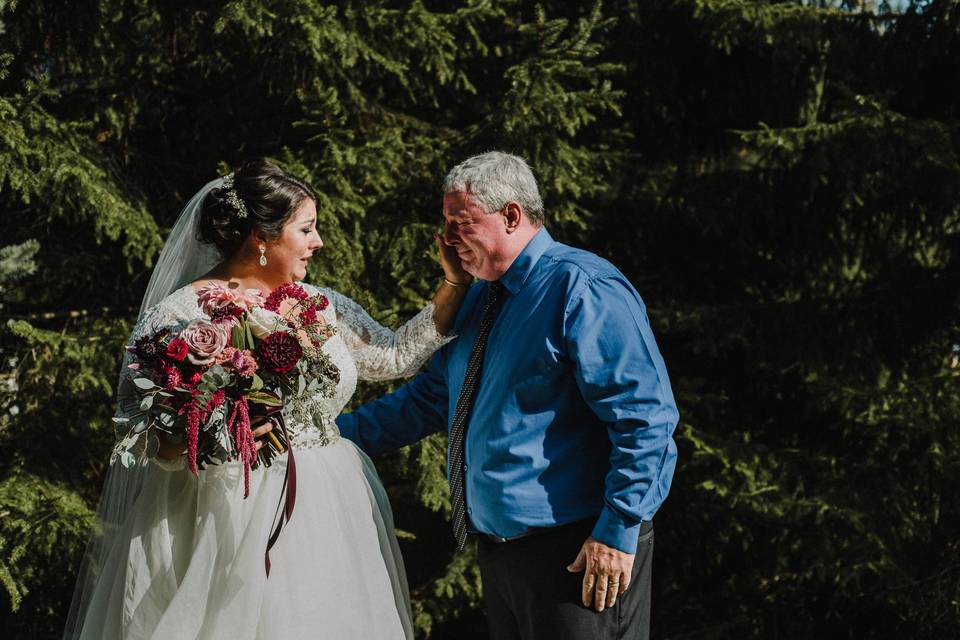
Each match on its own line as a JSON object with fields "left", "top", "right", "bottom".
{"left": 477, "top": 519, "right": 655, "bottom": 640}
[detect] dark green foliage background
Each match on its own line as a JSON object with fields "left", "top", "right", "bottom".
{"left": 1, "top": 1, "right": 958, "bottom": 638}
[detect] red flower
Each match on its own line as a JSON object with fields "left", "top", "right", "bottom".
{"left": 188, "top": 371, "right": 203, "bottom": 386}
{"left": 210, "top": 304, "right": 244, "bottom": 326}
{"left": 257, "top": 331, "right": 303, "bottom": 374}
{"left": 184, "top": 396, "right": 201, "bottom": 475}
{"left": 208, "top": 388, "right": 226, "bottom": 410}
{"left": 316, "top": 294, "right": 329, "bottom": 311}
{"left": 263, "top": 283, "right": 309, "bottom": 313}
{"left": 161, "top": 365, "right": 183, "bottom": 389}
{"left": 301, "top": 304, "right": 318, "bottom": 325}
{"left": 165, "top": 337, "right": 189, "bottom": 362}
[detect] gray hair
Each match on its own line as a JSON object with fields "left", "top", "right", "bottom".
{"left": 443, "top": 151, "right": 545, "bottom": 225}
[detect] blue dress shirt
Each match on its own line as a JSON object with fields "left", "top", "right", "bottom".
{"left": 337, "top": 228, "right": 678, "bottom": 553}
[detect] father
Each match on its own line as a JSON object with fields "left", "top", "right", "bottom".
{"left": 337, "top": 151, "right": 678, "bottom": 639}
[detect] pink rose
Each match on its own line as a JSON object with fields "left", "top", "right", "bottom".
{"left": 246, "top": 306, "right": 284, "bottom": 339}
{"left": 180, "top": 319, "right": 229, "bottom": 366}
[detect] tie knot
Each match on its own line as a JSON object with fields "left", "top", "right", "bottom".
{"left": 487, "top": 280, "right": 504, "bottom": 303}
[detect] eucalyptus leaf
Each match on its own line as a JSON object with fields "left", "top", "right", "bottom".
{"left": 133, "top": 377, "right": 157, "bottom": 390}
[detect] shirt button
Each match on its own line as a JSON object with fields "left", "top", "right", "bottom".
{"left": 467, "top": 507, "right": 473, "bottom": 515}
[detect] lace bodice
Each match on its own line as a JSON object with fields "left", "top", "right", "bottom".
{"left": 115, "top": 283, "right": 451, "bottom": 460}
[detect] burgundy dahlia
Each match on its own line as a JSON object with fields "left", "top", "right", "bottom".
{"left": 134, "top": 330, "right": 167, "bottom": 361}
{"left": 257, "top": 331, "right": 303, "bottom": 374}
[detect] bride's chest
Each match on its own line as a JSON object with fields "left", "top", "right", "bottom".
{"left": 313, "top": 331, "right": 358, "bottom": 417}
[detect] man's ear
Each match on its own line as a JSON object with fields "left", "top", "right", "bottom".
{"left": 503, "top": 202, "right": 524, "bottom": 233}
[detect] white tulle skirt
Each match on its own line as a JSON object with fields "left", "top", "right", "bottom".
{"left": 65, "top": 439, "right": 413, "bottom": 639}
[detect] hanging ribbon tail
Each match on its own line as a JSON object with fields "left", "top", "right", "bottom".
{"left": 264, "top": 413, "right": 297, "bottom": 577}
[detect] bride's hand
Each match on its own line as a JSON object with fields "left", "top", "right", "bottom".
{"left": 249, "top": 407, "right": 277, "bottom": 451}
{"left": 435, "top": 234, "right": 472, "bottom": 286}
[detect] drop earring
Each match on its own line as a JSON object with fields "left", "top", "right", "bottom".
{"left": 259, "top": 245, "right": 268, "bottom": 267}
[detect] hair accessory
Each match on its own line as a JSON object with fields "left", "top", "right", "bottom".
{"left": 222, "top": 172, "right": 249, "bottom": 219}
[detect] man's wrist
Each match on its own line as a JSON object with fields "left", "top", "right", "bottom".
{"left": 592, "top": 506, "right": 642, "bottom": 554}
{"left": 443, "top": 277, "right": 469, "bottom": 288}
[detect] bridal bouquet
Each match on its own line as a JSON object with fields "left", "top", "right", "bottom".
{"left": 112, "top": 283, "right": 339, "bottom": 496}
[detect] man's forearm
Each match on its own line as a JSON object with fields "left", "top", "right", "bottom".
{"left": 337, "top": 374, "right": 448, "bottom": 455}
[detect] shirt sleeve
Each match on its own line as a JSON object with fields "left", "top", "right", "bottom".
{"left": 336, "top": 349, "right": 450, "bottom": 456}
{"left": 564, "top": 275, "right": 679, "bottom": 554}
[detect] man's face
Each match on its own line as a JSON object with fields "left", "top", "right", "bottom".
{"left": 442, "top": 190, "right": 509, "bottom": 281}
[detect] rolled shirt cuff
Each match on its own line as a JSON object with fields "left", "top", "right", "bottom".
{"left": 591, "top": 505, "right": 642, "bottom": 554}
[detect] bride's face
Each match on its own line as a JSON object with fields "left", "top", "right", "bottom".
{"left": 267, "top": 198, "right": 323, "bottom": 282}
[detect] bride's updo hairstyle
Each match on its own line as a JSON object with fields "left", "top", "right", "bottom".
{"left": 199, "top": 159, "right": 318, "bottom": 258}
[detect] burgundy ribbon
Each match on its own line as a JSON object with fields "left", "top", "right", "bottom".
{"left": 264, "top": 411, "right": 297, "bottom": 577}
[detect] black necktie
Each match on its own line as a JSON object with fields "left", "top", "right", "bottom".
{"left": 449, "top": 281, "right": 504, "bottom": 551}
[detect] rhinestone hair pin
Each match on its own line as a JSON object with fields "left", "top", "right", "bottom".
{"left": 222, "top": 172, "right": 249, "bottom": 219}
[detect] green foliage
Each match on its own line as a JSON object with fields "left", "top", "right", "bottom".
{"left": 1, "top": 0, "right": 958, "bottom": 638}
{"left": 0, "top": 473, "right": 96, "bottom": 615}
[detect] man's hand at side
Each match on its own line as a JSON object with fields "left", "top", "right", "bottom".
{"left": 566, "top": 537, "right": 635, "bottom": 612}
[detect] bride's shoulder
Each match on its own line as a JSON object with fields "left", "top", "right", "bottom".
{"left": 131, "top": 285, "right": 197, "bottom": 341}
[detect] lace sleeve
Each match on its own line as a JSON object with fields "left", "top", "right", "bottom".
{"left": 318, "top": 287, "right": 454, "bottom": 382}
{"left": 113, "top": 301, "right": 187, "bottom": 470}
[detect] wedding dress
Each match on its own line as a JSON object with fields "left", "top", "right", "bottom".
{"left": 63, "top": 281, "right": 449, "bottom": 639}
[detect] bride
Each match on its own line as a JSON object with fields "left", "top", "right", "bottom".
{"left": 63, "top": 159, "right": 471, "bottom": 639}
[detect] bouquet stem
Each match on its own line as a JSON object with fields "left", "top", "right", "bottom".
{"left": 255, "top": 426, "right": 288, "bottom": 468}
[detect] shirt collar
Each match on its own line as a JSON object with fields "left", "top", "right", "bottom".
{"left": 498, "top": 227, "right": 554, "bottom": 295}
